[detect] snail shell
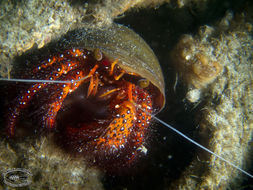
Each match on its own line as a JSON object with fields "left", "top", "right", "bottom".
{"left": 60, "top": 23, "right": 165, "bottom": 111}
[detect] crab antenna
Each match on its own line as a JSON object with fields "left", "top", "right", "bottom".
{"left": 0, "top": 76, "right": 90, "bottom": 84}
{"left": 135, "top": 103, "right": 253, "bottom": 179}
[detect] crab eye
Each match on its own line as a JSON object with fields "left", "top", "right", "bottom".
{"left": 137, "top": 78, "right": 150, "bottom": 88}
{"left": 93, "top": 48, "right": 103, "bottom": 61}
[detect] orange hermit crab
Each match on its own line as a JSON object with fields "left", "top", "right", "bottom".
{"left": 4, "top": 23, "right": 165, "bottom": 171}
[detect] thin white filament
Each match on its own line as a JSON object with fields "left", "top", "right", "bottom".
{"left": 0, "top": 76, "right": 90, "bottom": 84}
{"left": 153, "top": 115, "right": 253, "bottom": 178}
{"left": 0, "top": 77, "right": 252, "bottom": 178}
{"left": 135, "top": 104, "right": 253, "bottom": 178}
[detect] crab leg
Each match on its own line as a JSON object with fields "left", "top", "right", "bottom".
{"left": 7, "top": 56, "right": 86, "bottom": 136}
{"left": 44, "top": 64, "right": 100, "bottom": 128}
{"left": 94, "top": 83, "right": 152, "bottom": 161}
{"left": 109, "top": 59, "right": 118, "bottom": 76}
{"left": 44, "top": 71, "right": 86, "bottom": 128}
{"left": 95, "top": 100, "right": 136, "bottom": 152}
{"left": 87, "top": 65, "right": 99, "bottom": 97}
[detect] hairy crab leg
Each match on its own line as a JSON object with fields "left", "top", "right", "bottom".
{"left": 95, "top": 101, "right": 136, "bottom": 150}
{"left": 94, "top": 83, "right": 152, "bottom": 161}
{"left": 7, "top": 57, "right": 87, "bottom": 136}
{"left": 34, "top": 49, "right": 85, "bottom": 72}
{"left": 44, "top": 71, "right": 86, "bottom": 128}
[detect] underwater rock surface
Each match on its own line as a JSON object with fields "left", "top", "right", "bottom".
{"left": 170, "top": 9, "right": 253, "bottom": 190}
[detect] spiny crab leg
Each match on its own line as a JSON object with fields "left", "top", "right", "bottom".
{"left": 8, "top": 54, "right": 86, "bottom": 136}
{"left": 95, "top": 100, "right": 137, "bottom": 151}
{"left": 34, "top": 49, "right": 84, "bottom": 72}
{"left": 94, "top": 83, "right": 152, "bottom": 159}
{"left": 44, "top": 71, "right": 86, "bottom": 128}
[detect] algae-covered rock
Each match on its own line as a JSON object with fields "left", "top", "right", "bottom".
{"left": 0, "top": 136, "right": 103, "bottom": 190}
{"left": 170, "top": 8, "right": 253, "bottom": 190}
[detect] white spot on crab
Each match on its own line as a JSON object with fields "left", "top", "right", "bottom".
{"left": 137, "top": 145, "right": 148, "bottom": 155}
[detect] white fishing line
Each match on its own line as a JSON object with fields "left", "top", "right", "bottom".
{"left": 135, "top": 103, "right": 253, "bottom": 178}
{"left": 0, "top": 77, "right": 252, "bottom": 178}
{"left": 0, "top": 76, "right": 89, "bottom": 84}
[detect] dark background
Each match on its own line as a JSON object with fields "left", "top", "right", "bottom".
{"left": 101, "top": 0, "right": 253, "bottom": 189}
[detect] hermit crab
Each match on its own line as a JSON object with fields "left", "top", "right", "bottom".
{"left": 4, "top": 23, "right": 165, "bottom": 170}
